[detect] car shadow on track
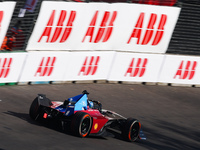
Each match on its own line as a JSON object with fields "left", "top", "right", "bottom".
{"left": 4, "top": 111, "right": 107, "bottom": 140}
{"left": 4, "top": 111, "right": 45, "bottom": 127}
{"left": 4, "top": 111, "right": 148, "bottom": 146}
{"left": 7, "top": 110, "right": 185, "bottom": 148}
{"left": 3, "top": 111, "right": 148, "bottom": 144}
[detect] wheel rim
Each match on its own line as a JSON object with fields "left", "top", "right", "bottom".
{"left": 129, "top": 122, "right": 140, "bottom": 141}
{"left": 80, "top": 116, "right": 91, "bottom": 137}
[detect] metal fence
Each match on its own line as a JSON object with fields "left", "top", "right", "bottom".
{"left": 167, "top": 2, "right": 200, "bottom": 55}
{"left": 1, "top": 0, "right": 42, "bottom": 51}
{"left": 1, "top": 0, "right": 200, "bottom": 55}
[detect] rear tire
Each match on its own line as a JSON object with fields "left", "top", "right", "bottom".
{"left": 29, "top": 97, "right": 41, "bottom": 120}
{"left": 71, "top": 112, "right": 92, "bottom": 137}
{"left": 122, "top": 118, "right": 140, "bottom": 142}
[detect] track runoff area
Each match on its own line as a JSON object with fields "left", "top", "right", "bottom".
{"left": 0, "top": 83, "right": 200, "bottom": 150}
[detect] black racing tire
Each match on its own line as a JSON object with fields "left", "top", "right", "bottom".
{"left": 29, "top": 97, "right": 41, "bottom": 120}
{"left": 71, "top": 112, "right": 92, "bottom": 137}
{"left": 122, "top": 118, "right": 141, "bottom": 142}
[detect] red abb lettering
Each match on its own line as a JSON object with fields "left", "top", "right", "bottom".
{"left": 124, "top": 58, "right": 148, "bottom": 77}
{"left": 0, "top": 11, "right": 3, "bottom": 29}
{"left": 127, "top": 13, "right": 144, "bottom": 44}
{"left": 35, "top": 57, "right": 56, "bottom": 77}
{"left": 0, "top": 58, "right": 12, "bottom": 78}
{"left": 79, "top": 56, "right": 100, "bottom": 76}
{"left": 50, "top": 10, "right": 66, "bottom": 42}
{"left": 82, "top": 11, "right": 98, "bottom": 43}
{"left": 141, "top": 13, "right": 157, "bottom": 45}
{"left": 152, "top": 14, "right": 167, "bottom": 45}
{"left": 174, "top": 61, "right": 197, "bottom": 80}
{"left": 103, "top": 11, "right": 117, "bottom": 42}
{"left": 94, "top": 11, "right": 110, "bottom": 43}
{"left": 38, "top": 10, "right": 55, "bottom": 42}
{"left": 38, "top": 10, "right": 76, "bottom": 43}
{"left": 82, "top": 11, "right": 117, "bottom": 43}
{"left": 60, "top": 11, "right": 76, "bottom": 43}
{"left": 127, "top": 12, "right": 167, "bottom": 45}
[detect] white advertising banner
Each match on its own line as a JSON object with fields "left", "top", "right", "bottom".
{"left": 64, "top": 51, "right": 115, "bottom": 81}
{"left": 0, "top": 2, "right": 16, "bottom": 47}
{"left": 0, "top": 53, "right": 27, "bottom": 83}
{"left": 108, "top": 52, "right": 164, "bottom": 82}
{"left": 158, "top": 55, "right": 200, "bottom": 85}
{"left": 26, "top": 2, "right": 180, "bottom": 53}
{"left": 19, "top": 52, "right": 71, "bottom": 82}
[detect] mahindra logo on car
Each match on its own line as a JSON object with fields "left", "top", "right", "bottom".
{"left": 38, "top": 10, "right": 76, "bottom": 43}
{"left": 127, "top": 12, "right": 167, "bottom": 45}
{"left": 78, "top": 56, "right": 100, "bottom": 76}
{"left": 0, "top": 58, "right": 12, "bottom": 78}
{"left": 124, "top": 58, "right": 148, "bottom": 77}
{"left": 82, "top": 11, "right": 117, "bottom": 43}
{"left": 174, "top": 60, "right": 197, "bottom": 80}
{"left": 35, "top": 57, "right": 56, "bottom": 77}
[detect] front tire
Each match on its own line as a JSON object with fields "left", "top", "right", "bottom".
{"left": 122, "top": 118, "right": 141, "bottom": 142}
{"left": 71, "top": 112, "right": 92, "bottom": 137}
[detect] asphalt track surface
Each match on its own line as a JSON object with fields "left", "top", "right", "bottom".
{"left": 0, "top": 83, "right": 200, "bottom": 150}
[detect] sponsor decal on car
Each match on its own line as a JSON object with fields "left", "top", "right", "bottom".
{"left": 94, "top": 123, "right": 98, "bottom": 130}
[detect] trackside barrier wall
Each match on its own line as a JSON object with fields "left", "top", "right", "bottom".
{"left": 2, "top": 52, "right": 200, "bottom": 86}
{"left": 107, "top": 53, "right": 164, "bottom": 83}
{"left": 158, "top": 55, "right": 200, "bottom": 85}
{"left": 26, "top": 2, "right": 180, "bottom": 54}
{"left": 0, "top": 53, "right": 27, "bottom": 83}
{"left": 19, "top": 52, "right": 70, "bottom": 82}
{"left": 2, "top": 2, "right": 200, "bottom": 87}
{"left": 19, "top": 51, "right": 115, "bottom": 82}
{"left": 63, "top": 52, "right": 115, "bottom": 81}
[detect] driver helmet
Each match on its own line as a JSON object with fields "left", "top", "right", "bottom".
{"left": 88, "top": 101, "right": 94, "bottom": 108}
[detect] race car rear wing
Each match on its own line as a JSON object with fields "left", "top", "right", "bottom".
{"left": 37, "top": 94, "right": 53, "bottom": 107}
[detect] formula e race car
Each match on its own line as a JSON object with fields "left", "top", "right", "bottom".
{"left": 29, "top": 90, "right": 146, "bottom": 142}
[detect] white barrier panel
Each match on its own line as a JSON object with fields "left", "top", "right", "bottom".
{"left": 0, "top": 2, "right": 16, "bottom": 47}
{"left": 158, "top": 55, "right": 200, "bottom": 85}
{"left": 19, "top": 52, "right": 71, "bottom": 82}
{"left": 108, "top": 52, "right": 164, "bottom": 82}
{"left": 64, "top": 51, "right": 115, "bottom": 81}
{"left": 26, "top": 2, "right": 180, "bottom": 53}
{"left": 0, "top": 53, "right": 27, "bottom": 83}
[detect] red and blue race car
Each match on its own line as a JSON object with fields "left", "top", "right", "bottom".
{"left": 29, "top": 90, "right": 146, "bottom": 142}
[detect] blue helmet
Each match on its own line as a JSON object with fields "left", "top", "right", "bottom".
{"left": 88, "top": 101, "right": 94, "bottom": 108}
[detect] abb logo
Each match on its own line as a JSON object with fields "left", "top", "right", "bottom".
{"left": 0, "top": 58, "right": 12, "bottom": 78}
{"left": 174, "top": 61, "right": 197, "bottom": 80}
{"left": 35, "top": 57, "right": 56, "bottom": 77}
{"left": 124, "top": 58, "right": 148, "bottom": 77}
{"left": 79, "top": 56, "right": 100, "bottom": 76}
{"left": 82, "top": 11, "right": 117, "bottom": 43}
{"left": 38, "top": 10, "right": 76, "bottom": 43}
{"left": 127, "top": 12, "right": 167, "bottom": 45}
